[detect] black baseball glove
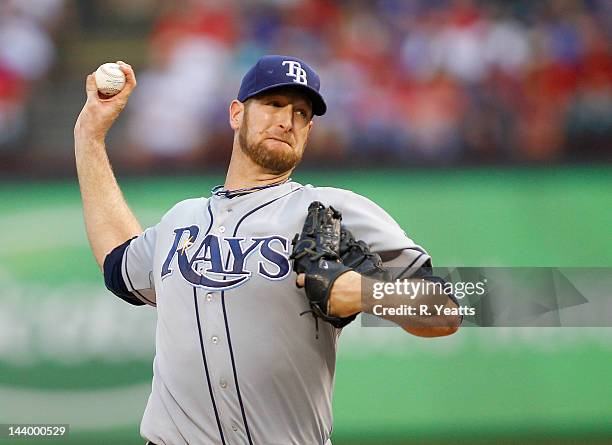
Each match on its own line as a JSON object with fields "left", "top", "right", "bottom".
{"left": 339, "top": 226, "right": 391, "bottom": 282}
{"left": 290, "top": 201, "right": 354, "bottom": 329}
{"left": 290, "top": 201, "right": 392, "bottom": 331}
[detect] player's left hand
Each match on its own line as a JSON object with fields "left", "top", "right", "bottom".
{"left": 290, "top": 201, "right": 356, "bottom": 328}
{"left": 294, "top": 220, "right": 392, "bottom": 321}
{"left": 296, "top": 270, "right": 361, "bottom": 318}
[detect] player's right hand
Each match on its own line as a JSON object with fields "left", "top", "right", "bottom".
{"left": 74, "top": 61, "right": 137, "bottom": 141}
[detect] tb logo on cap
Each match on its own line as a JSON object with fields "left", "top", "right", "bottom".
{"left": 282, "top": 60, "right": 308, "bottom": 85}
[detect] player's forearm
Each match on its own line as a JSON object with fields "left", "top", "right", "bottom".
{"left": 362, "top": 276, "right": 461, "bottom": 336}
{"left": 330, "top": 272, "right": 461, "bottom": 337}
{"left": 362, "top": 279, "right": 461, "bottom": 337}
{"left": 74, "top": 132, "right": 141, "bottom": 269}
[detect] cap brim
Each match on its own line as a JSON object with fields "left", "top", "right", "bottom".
{"left": 242, "top": 83, "right": 327, "bottom": 116}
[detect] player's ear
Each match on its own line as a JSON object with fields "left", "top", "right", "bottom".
{"left": 229, "top": 100, "right": 244, "bottom": 131}
{"left": 306, "top": 118, "right": 314, "bottom": 136}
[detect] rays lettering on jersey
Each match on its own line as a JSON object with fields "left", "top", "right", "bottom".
{"left": 161, "top": 225, "right": 291, "bottom": 290}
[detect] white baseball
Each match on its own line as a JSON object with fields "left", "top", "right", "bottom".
{"left": 94, "top": 62, "right": 126, "bottom": 97}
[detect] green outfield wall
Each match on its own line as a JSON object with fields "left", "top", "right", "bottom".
{"left": 1, "top": 167, "right": 611, "bottom": 444}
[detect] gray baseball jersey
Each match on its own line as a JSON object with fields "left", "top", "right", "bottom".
{"left": 117, "top": 180, "right": 430, "bottom": 445}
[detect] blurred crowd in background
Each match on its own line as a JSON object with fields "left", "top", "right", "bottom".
{"left": 0, "top": 0, "right": 64, "bottom": 151}
{"left": 1, "top": 0, "right": 611, "bottom": 173}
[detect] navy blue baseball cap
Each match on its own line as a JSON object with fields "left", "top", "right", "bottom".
{"left": 237, "top": 55, "right": 327, "bottom": 116}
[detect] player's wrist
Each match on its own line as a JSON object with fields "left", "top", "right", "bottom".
{"left": 328, "top": 271, "right": 362, "bottom": 317}
{"left": 74, "top": 124, "right": 108, "bottom": 147}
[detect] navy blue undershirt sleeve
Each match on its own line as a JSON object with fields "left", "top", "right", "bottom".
{"left": 400, "top": 259, "right": 460, "bottom": 307}
{"left": 103, "top": 237, "right": 144, "bottom": 306}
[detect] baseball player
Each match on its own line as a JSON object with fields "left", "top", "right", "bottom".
{"left": 74, "top": 55, "right": 460, "bottom": 445}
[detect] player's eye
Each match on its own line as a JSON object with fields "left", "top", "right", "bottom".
{"left": 296, "top": 109, "right": 311, "bottom": 122}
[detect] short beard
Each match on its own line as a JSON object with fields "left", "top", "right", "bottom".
{"left": 238, "top": 111, "right": 304, "bottom": 174}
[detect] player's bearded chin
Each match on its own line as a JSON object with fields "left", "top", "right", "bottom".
{"left": 238, "top": 111, "right": 304, "bottom": 174}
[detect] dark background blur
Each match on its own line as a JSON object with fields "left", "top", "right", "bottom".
{"left": 0, "top": 0, "right": 611, "bottom": 176}
{"left": 1, "top": 1, "right": 611, "bottom": 445}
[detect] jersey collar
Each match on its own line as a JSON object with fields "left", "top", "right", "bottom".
{"left": 211, "top": 178, "right": 292, "bottom": 199}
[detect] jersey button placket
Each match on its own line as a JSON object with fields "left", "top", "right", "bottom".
{"left": 199, "top": 204, "right": 238, "bottom": 437}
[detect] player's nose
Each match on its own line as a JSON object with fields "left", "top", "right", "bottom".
{"left": 275, "top": 105, "right": 294, "bottom": 131}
